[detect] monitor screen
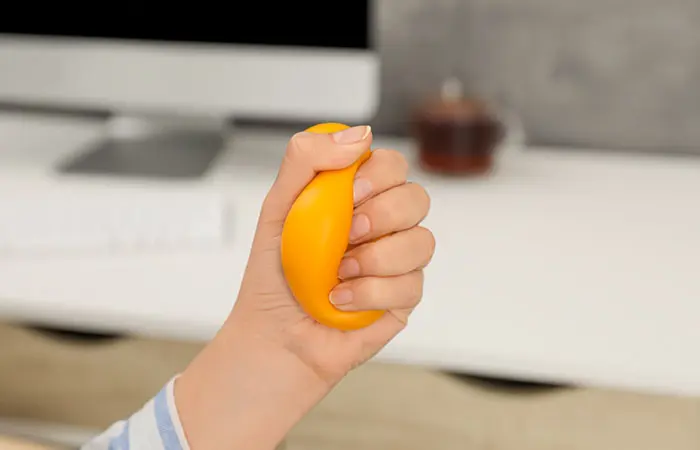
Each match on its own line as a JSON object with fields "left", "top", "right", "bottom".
{"left": 0, "top": 2, "right": 371, "bottom": 50}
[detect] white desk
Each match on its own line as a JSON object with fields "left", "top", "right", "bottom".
{"left": 1, "top": 111, "right": 700, "bottom": 397}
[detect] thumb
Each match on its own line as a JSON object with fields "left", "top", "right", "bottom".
{"left": 260, "top": 125, "right": 372, "bottom": 226}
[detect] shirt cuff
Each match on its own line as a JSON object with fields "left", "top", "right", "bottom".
{"left": 154, "top": 375, "right": 190, "bottom": 450}
{"left": 93, "top": 376, "right": 190, "bottom": 450}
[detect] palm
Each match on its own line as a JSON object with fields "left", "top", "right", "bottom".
{"left": 235, "top": 227, "right": 405, "bottom": 383}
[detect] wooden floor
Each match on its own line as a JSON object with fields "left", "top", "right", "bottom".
{"left": 1, "top": 323, "right": 699, "bottom": 449}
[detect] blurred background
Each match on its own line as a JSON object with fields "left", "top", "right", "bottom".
{"left": 375, "top": 0, "right": 700, "bottom": 152}
{"left": 1, "top": 1, "right": 700, "bottom": 449}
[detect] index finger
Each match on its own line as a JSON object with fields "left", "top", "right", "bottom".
{"left": 353, "top": 149, "right": 409, "bottom": 205}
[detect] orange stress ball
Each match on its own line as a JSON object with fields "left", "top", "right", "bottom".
{"left": 280, "top": 122, "right": 385, "bottom": 331}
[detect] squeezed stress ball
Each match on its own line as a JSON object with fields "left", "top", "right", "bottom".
{"left": 280, "top": 123, "right": 385, "bottom": 331}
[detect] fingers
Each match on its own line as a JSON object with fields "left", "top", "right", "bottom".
{"left": 339, "top": 226, "right": 436, "bottom": 279}
{"left": 353, "top": 148, "right": 409, "bottom": 204}
{"left": 349, "top": 182, "right": 430, "bottom": 244}
{"left": 262, "top": 125, "right": 372, "bottom": 223}
{"left": 330, "top": 270, "right": 424, "bottom": 312}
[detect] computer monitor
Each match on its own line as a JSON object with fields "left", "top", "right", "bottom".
{"left": 0, "top": 3, "right": 378, "bottom": 178}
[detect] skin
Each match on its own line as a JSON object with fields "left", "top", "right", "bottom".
{"left": 175, "top": 125, "right": 436, "bottom": 450}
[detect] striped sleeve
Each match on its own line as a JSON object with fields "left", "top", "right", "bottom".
{"left": 81, "top": 377, "right": 189, "bottom": 450}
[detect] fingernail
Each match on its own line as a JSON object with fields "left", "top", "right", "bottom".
{"left": 349, "top": 214, "right": 370, "bottom": 242}
{"left": 353, "top": 178, "right": 372, "bottom": 203}
{"left": 338, "top": 257, "right": 360, "bottom": 279}
{"left": 332, "top": 125, "right": 371, "bottom": 145}
{"left": 330, "top": 288, "right": 353, "bottom": 306}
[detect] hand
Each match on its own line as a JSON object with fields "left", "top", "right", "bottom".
{"left": 176, "top": 126, "right": 435, "bottom": 449}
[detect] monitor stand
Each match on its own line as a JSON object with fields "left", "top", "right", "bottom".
{"left": 59, "top": 113, "right": 229, "bottom": 179}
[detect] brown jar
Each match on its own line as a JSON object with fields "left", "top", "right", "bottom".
{"left": 412, "top": 97, "right": 505, "bottom": 176}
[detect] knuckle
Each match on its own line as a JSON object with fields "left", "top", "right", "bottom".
{"left": 416, "top": 226, "right": 437, "bottom": 258}
{"left": 371, "top": 183, "right": 426, "bottom": 227}
{"left": 285, "top": 134, "right": 309, "bottom": 160}
{"left": 386, "top": 148, "right": 409, "bottom": 168}
{"left": 405, "top": 183, "right": 431, "bottom": 214}
{"left": 390, "top": 150, "right": 410, "bottom": 174}
{"left": 413, "top": 269, "right": 426, "bottom": 287}
{"left": 371, "top": 148, "right": 391, "bottom": 158}
{"left": 373, "top": 148, "right": 400, "bottom": 161}
{"left": 286, "top": 131, "right": 326, "bottom": 163}
{"left": 373, "top": 148, "right": 409, "bottom": 178}
{"left": 417, "top": 184, "right": 432, "bottom": 213}
{"left": 406, "top": 271, "right": 425, "bottom": 306}
{"left": 401, "top": 269, "right": 423, "bottom": 307}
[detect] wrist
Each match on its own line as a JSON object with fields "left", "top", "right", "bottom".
{"left": 174, "top": 318, "right": 331, "bottom": 450}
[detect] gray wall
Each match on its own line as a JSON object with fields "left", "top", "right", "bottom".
{"left": 374, "top": 0, "right": 700, "bottom": 152}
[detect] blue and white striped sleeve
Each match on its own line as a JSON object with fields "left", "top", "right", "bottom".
{"left": 81, "top": 377, "right": 189, "bottom": 450}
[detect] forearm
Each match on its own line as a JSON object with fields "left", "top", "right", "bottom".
{"left": 174, "top": 321, "right": 331, "bottom": 450}
{"left": 80, "top": 325, "right": 324, "bottom": 450}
